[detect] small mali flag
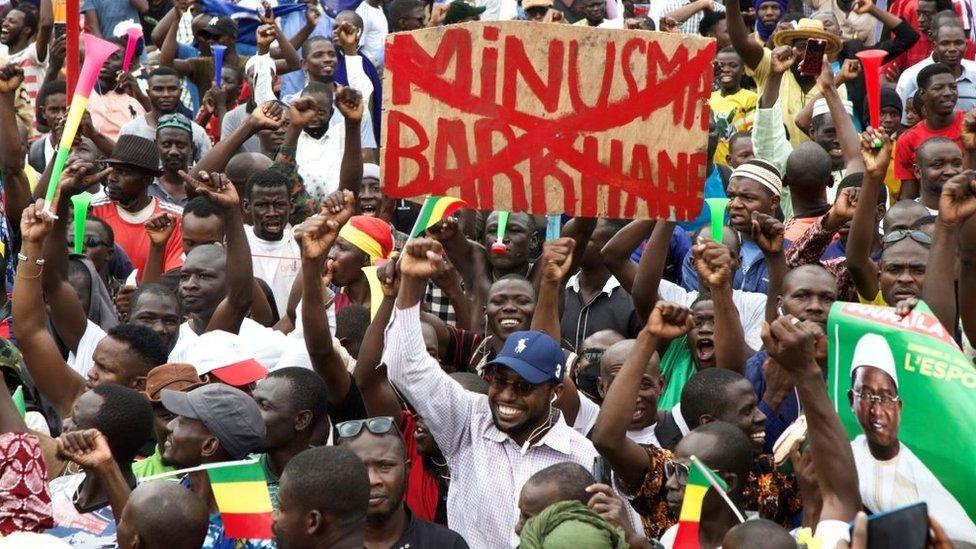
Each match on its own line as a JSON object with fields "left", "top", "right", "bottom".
{"left": 673, "top": 456, "right": 729, "bottom": 549}
{"left": 409, "top": 196, "right": 467, "bottom": 238}
{"left": 207, "top": 460, "right": 274, "bottom": 539}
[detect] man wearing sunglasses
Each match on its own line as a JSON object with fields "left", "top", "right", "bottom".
{"left": 660, "top": 421, "right": 754, "bottom": 548}
{"left": 833, "top": 130, "right": 934, "bottom": 307}
{"left": 335, "top": 417, "right": 467, "bottom": 548}
{"left": 383, "top": 238, "right": 608, "bottom": 547}
{"left": 847, "top": 333, "right": 976, "bottom": 543}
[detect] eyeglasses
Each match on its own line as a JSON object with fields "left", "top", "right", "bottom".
{"left": 851, "top": 389, "right": 901, "bottom": 408}
{"left": 664, "top": 461, "right": 690, "bottom": 482}
{"left": 484, "top": 371, "right": 539, "bottom": 396}
{"left": 882, "top": 230, "right": 932, "bottom": 248}
{"left": 335, "top": 416, "right": 398, "bottom": 439}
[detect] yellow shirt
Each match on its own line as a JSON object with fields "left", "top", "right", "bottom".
{"left": 710, "top": 88, "right": 757, "bottom": 167}
{"left": 858, "top": 290, "right": 888, "bottom": 306}
{"left": 884, "top": 140, "right": 901, "bottom": 204}
{"left": 746, "top": 48, "right": 847, "bottom": 148}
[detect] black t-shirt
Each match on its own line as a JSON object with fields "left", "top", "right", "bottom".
{"left": 393, "top": 509, "right": 469, "bottom": 549}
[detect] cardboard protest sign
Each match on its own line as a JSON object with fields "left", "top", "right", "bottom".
{"left": 827, "top": 301, "right": 976, "bottom": 544}
{"left": 381, "top": 22, "right": 715, "bottom": 219}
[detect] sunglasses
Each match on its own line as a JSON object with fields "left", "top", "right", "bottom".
{"left": 664, "top": 460, "right": 690, "bottom": 481}
{"left": 84, "top": 236, "right": 110, "bottom": 248}
{"left": 335, "top": 416, "right": 397, "bottom": 439}
{"left": 882, "top": 229, "right": 932, "bottom": 248}
{"left": 68, "top": 236, "right": 110, "bottom": 249}
{"left": 582, "top": 347, "right": 605, "bottom": 366}
{"left": 484, "top": 371, "right": 541, "bottom": 396}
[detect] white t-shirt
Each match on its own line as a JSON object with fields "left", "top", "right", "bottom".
{"left": 67, "top": 320, "right": 108, "bottom": 378}
{"left": 658, "top": 280, "right": 767, "bottom": 351}
{"left": 295, "top": 109, "right": 377, "bottom": 204}
{"left": 355, "top": 1, "right": 388, "bottom": 70}
{"left": 571, "top": 390, "right": 660, "bottom": 446}
{"left": 245, "top": 225, "right": 301, "bottom": 319}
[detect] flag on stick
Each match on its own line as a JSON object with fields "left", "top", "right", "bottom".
{"left": 673, "top": 456, "right": 743, "bottom": 548}
{"left": 409, "top": 196, "right": 466, "bottom": 238}
{"left": 206, "top": 459, "right": 273, "bottom": 539}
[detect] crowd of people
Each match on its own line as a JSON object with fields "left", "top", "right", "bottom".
{"left": 0, "top": 0, "right": 970, "bottom": 547}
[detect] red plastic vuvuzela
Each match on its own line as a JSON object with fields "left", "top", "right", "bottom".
{"left": 856, "top": 49, "right": 887, "bottom": 130}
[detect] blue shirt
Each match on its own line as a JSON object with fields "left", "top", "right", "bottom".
{"left": 177, "top": 43, "right": 202, "bottom": 113}
{"left": 81, "top": 0, "right": 140, "bottom": 38}
{"left": 823, "top": 239, "right": 883, "bottom": 263}
{"left": 681, "top": 237, "right": 778, "bottom": 293}
{"left": 745, "top": 349, "right": 799, "bottom": 455}
{"left": 180, "top": 476, "right": 275, "bottom": 549}
{"left": 279, "top": 11, "right": 335, "bottom": 98}
{"left": 630, "top": 226, "right": 692, "bottom": 285}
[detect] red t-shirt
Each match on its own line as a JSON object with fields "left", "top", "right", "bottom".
{"left": 894, "top": 111, "right": 965, "bottom": 181}
{"left": 89, "top": 196, "right": 184, "bottom": 276}
{"left": 883, "top": 0, "right": 976, "bottom": 81}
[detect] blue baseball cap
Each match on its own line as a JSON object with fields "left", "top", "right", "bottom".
{"left": 485, "top": 331, "right": 565, "bottom": 384}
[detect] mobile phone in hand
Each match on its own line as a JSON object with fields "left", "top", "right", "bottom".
{"left": 799, "top": 38, "right": 828, "bottom": 76}
{"left": 592, "top": 456, "right": 612, "bottom": 486}
{"left": 850, "top": 502, "right": 929, "bottom": 549}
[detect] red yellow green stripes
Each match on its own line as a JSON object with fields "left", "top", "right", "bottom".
{"left": 410, "top": 196, "right": 467, "bottom": 238}
{"left": 673, "top": 457, "right": 728, "bottom": 549}
{"left": 45, "top": 34, "right": 119, "bottom": 208}
{"left": 207, "top": 460, "right": 274, "bottom": 539}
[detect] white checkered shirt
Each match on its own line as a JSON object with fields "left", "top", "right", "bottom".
{"left": 423, "top": 281, "right": 458, "bottom": 326}
{"left": 383, "top": 303, "right": 604, "bottom": 548}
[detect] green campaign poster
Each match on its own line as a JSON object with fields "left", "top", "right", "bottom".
{"left": 827, "top": 301, "right": 976, "bottom": 543}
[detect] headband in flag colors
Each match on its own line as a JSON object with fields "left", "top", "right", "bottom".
{"left": 206, "top": 459, "right": 274, "bottom": 539}
{"left": 409, "top": 196, "right": 466, "bottom": 238}
{"left": 362, "top": 265, "right": 384, "bottom": 320}
{"left": 338, "top": 216, "right": 394, "bottom": 262}
{"left": 44, "top": 34, "right": 120, "bottom": 213}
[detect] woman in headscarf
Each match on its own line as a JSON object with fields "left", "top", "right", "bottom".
{"left": 328, "top": 214, "right": 395, "bottom": 315}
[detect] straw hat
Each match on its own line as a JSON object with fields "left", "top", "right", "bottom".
{"left": 772, "top": 18, "right": 843, "bottom": 57}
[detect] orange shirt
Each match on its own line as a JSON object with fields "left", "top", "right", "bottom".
{"left": 89, "top": 196, "right": 184, "bottom": 276}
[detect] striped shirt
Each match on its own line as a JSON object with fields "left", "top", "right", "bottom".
{"left": 1, "top": 42, "right": 47, "bottom": 107}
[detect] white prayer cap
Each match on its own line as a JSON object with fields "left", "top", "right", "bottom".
{"left": 850, "top": 332, "right": 898, "bottom": 389}
{"left": 362, "top": 163, "right": 381, "bottom": 181}
{"left": 812, "top": 98, "right": 854, "bottom": 119}
{"left": 730, "top": 159, "right": 783, "bottom": 197}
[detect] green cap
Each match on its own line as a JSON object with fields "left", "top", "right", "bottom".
{"left": 156, "top": 113, "right": 193, "bottom": 137}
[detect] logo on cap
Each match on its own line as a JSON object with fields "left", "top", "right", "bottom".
{"left": 515, "top": 338, "right": 527, "bottom": 354}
